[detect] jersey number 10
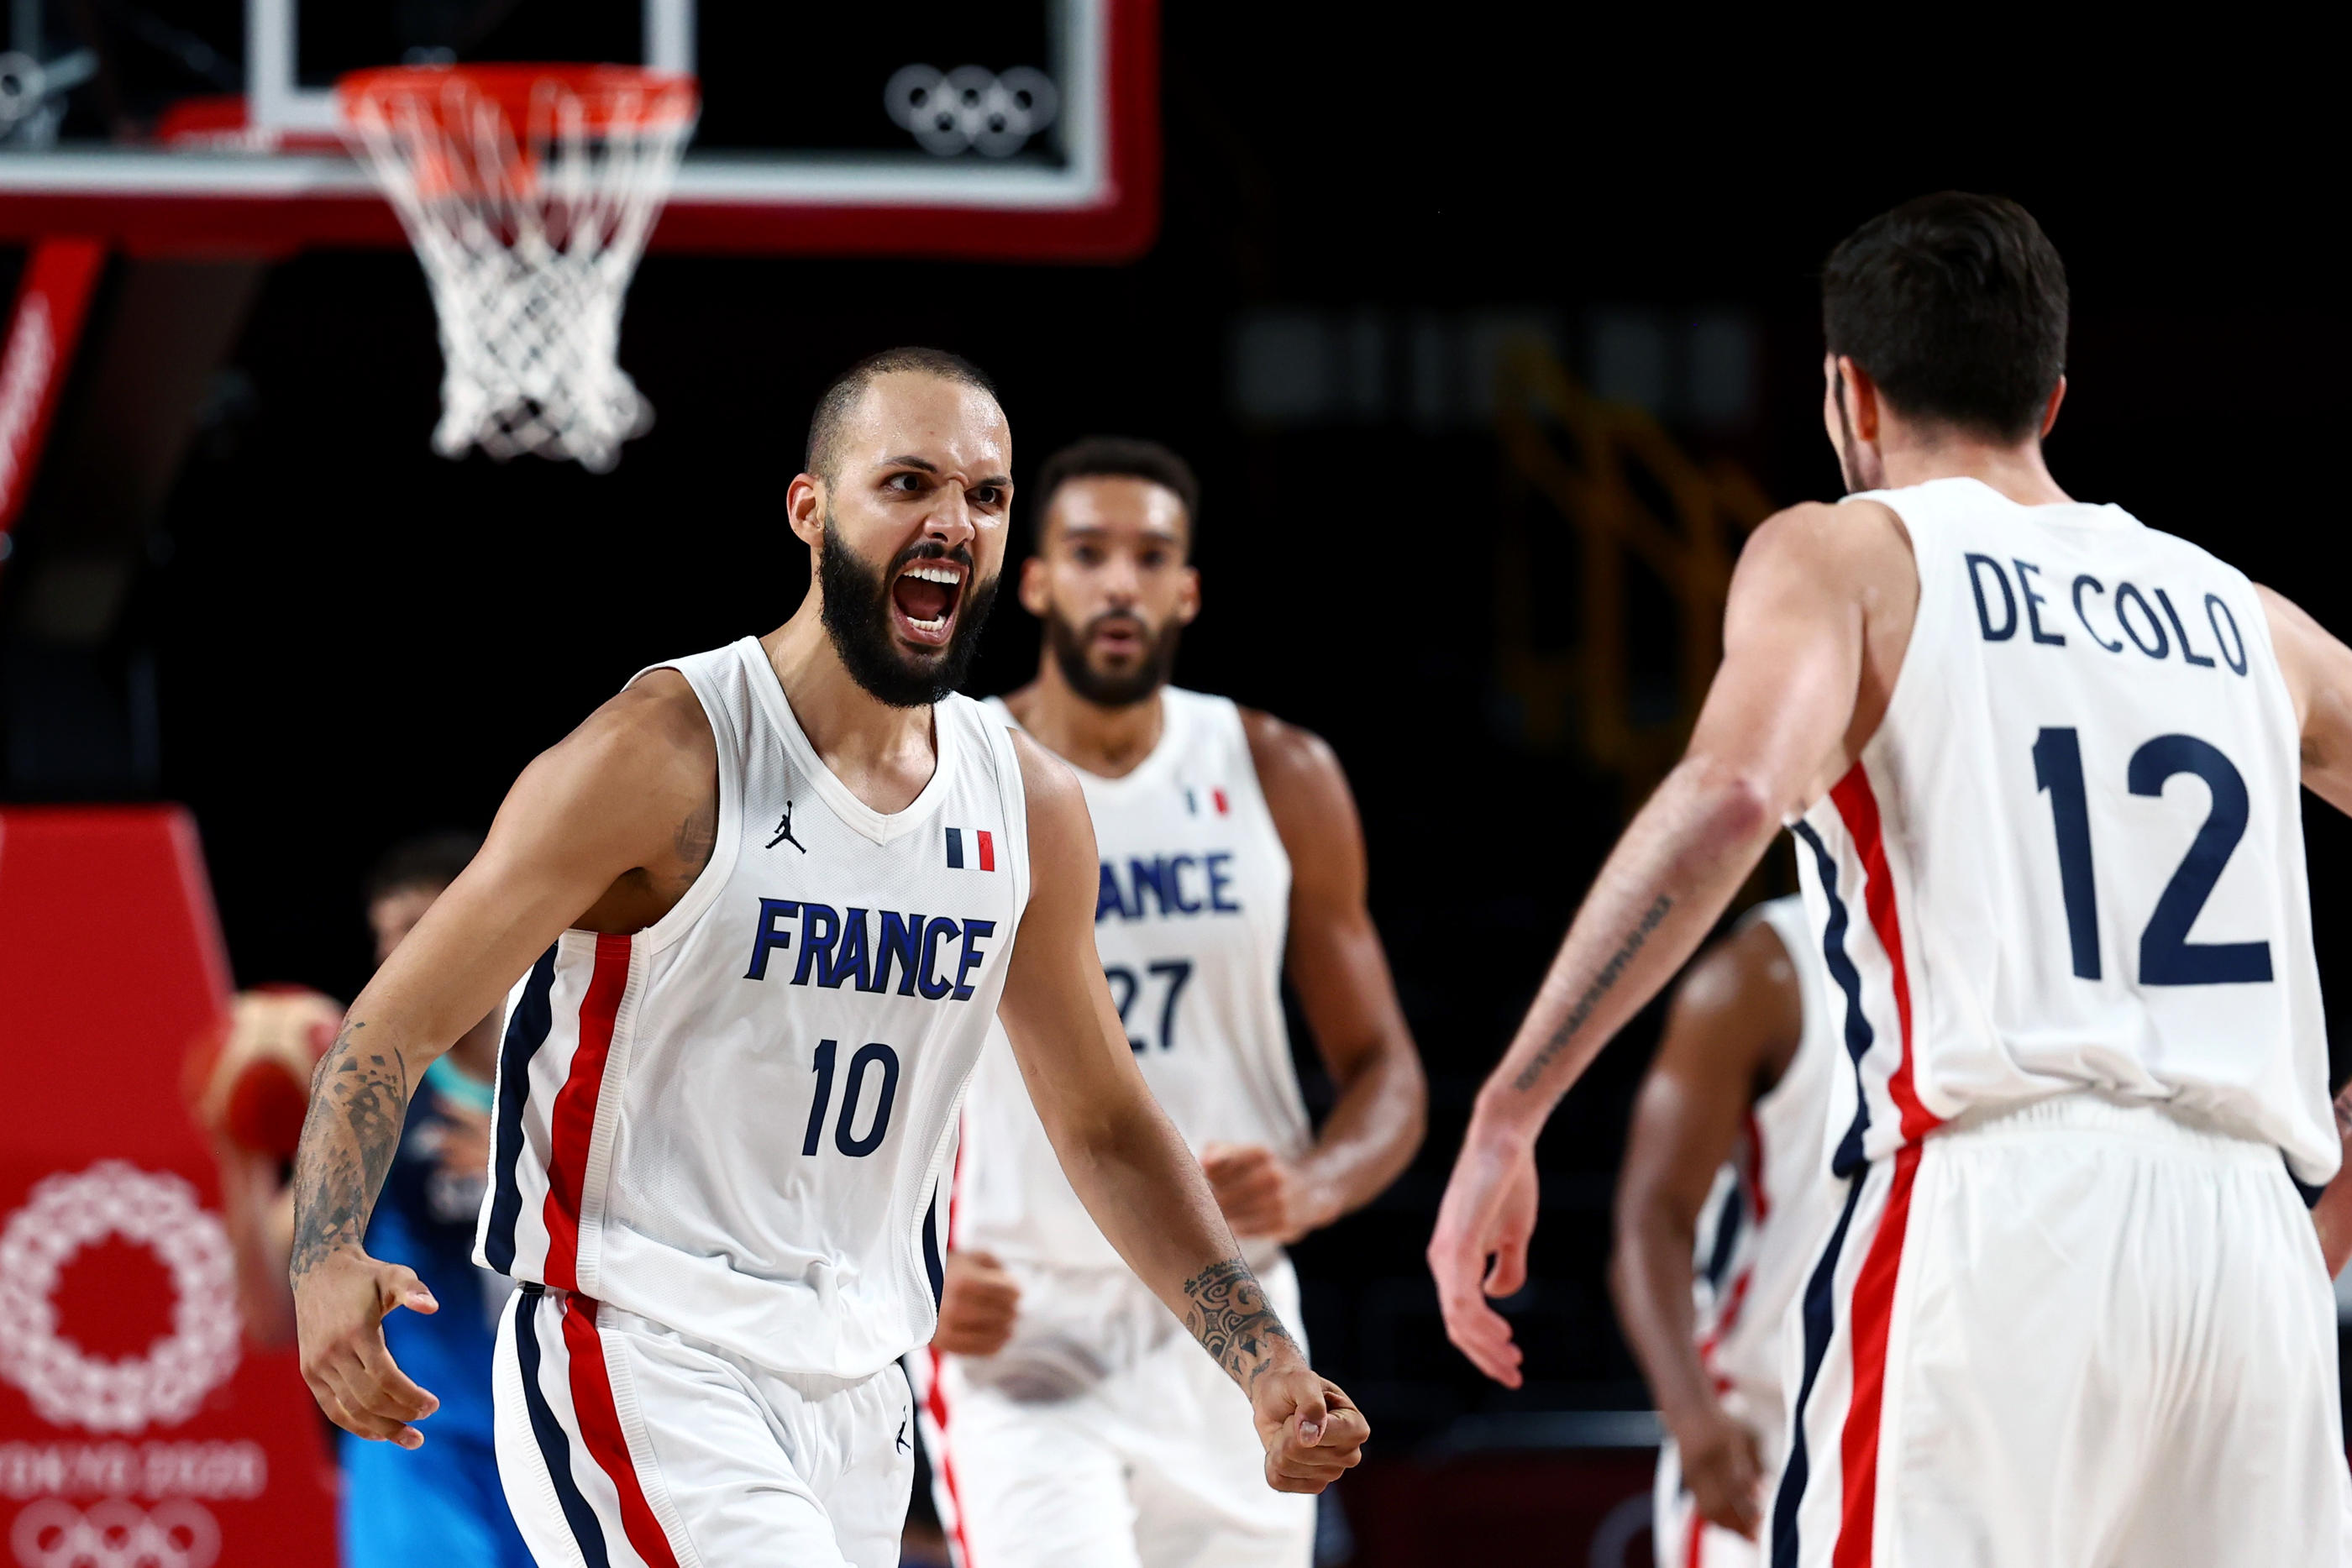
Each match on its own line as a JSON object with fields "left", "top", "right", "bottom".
{"left": 2031, "top": 727, "right": 2274, "bottom": 986}
{"left": 802, "top": 1040, "right": 901, "bottom": 1158}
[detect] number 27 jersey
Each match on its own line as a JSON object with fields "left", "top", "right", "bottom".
{"left": 1794, "top": 478, "right": 2334, "bottom": 1184}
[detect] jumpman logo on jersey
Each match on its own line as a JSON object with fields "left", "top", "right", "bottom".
{"left": 895, "top": 1418, "right": 911, "bottom": 1454}
{"left": 766, "top": 803, "right": 807, "bottom": 854}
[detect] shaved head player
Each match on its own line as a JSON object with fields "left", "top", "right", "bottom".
{"left": 1432, "top": 194, "right": 2352, "bottom": 1565}
{"left": 288, "top": 349, "right": 1368, "bottom": 1568}
{"left": 913, "top": 438, "right": 1426, "bottom": 1568}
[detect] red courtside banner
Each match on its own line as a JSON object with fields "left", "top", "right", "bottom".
{"left": 0, "top": 239, "right": 108, "bottom": 548}
{"left": 0, "top": 807, "right": 338, "bottom": 1568}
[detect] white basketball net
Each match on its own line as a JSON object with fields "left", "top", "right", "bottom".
{"left": 343, "top": 70, "right": 697, "bottom": 473}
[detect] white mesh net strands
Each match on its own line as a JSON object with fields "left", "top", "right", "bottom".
{"left": 341, "top": 67, "right": 698, "bottom": 473}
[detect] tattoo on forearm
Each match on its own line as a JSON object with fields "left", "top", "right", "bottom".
{"left": 289, "top": 1021, "right": 411, "bottom": 1281}
{"left": 1510, "top": 894, "right": 1674, "bottom": 1093}
{"left": 1181, "top": 1257, "right": 1297, "bottom": 1389}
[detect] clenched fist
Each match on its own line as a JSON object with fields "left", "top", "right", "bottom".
{"left": 1200, "top": 1142, "right": 1334, "bottom": 1245}
{"left": 932, "top": 1248, "right": 1021, "bottom": 1357}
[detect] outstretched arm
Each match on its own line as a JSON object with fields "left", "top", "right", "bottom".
{"left": 1198, "top": 713, "right": 1425, "bottom": 1242}
{"left": 1609, "top": 918, "right": 1803, "bottom": 1540}
{"left": 995, "top": 732, "right": 1367, "bottom": 1493}
{"left": 289, "top": 674, "right": 715, "bottom": 1447}
{"left": 1431, "top": 500, "right": 1912, "bottom": 1385}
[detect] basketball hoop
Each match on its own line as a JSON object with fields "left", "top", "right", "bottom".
{"left": 339, "top": 65, "right": 698, "bottom": 473}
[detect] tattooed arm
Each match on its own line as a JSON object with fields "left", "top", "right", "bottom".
{"left": 1430, "top": 499, "right": 1922, "bottom": 1386}
{"left": 995, "top": 735, "right": 1367, "bottom": 1492}
{"left": 291, "top": 671, "right": 718, "bottom": 1447}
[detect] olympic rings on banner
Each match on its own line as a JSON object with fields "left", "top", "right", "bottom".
{"left": 9, "top": 1498, "right": 221, "bottom": 1568}
{"left": 885, "top": 65, "right": 1058, "bottom": 158}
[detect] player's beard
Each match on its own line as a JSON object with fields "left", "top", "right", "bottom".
{"left": 1044, "top": 606, "right": 1181, "bottom": 709}
{"left": 819, "top": 515, "right": 1001, "bottom": 708}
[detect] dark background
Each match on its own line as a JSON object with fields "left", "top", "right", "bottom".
{"left": 5, "top": 14, "right": 2347, "bottom": 1455}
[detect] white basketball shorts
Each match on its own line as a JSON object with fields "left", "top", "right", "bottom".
{"left": 911, "top": 1255, "right": 1315, "bottom": 1568}
{"left": 1655, "top": 1434, "right": 1765, "bottom": 1568}
{"left": 1771, "top": 1092, "right": 2352, "bottom": 1568}
{"left": 492, "top": 1287, "right": 915, "bottom": 1568}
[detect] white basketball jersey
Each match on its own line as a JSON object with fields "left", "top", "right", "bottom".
{"left": 953, "top": 688, "right": 1310, "bottom": 1273}
{"left": 1687, "top": 897, "right": 1840, "bottom": 1459}
{"left": 475, "top": 637, "right": 1032, "bottom": 1378}
{"left": 1793, "top": 477, "right": 2334, "bottom": 1184}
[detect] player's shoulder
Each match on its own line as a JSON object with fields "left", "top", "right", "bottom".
{"left": 1744, "top": 497, "right": 1908, "bottom": 572}
{"left": 1005, "top": 724, "right": 1087, "bottom": 821}
{"left": 1234, "top": 704, "right": 1343, "bottom": 790}
{"left": 528, "top": 665, "right": 715, "bottom": 810}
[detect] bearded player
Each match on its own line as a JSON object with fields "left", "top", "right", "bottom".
{"left": 1431, "top": 194, "right": 2352, "bottom": 1564}
{"left": 1611, "top": 896, "right": 1837, "bottom": 1568}
{"left": 288, "top": 349, "right": 1368, "bottom": 1568}
{"left": 912, "top": 438, "right": 1425, "bottom": 1568}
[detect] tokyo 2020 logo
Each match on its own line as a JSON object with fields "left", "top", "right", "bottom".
{"left": 0, "top": 1164, "right": 239, "bottom": 1434}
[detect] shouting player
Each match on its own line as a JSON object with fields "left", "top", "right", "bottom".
{"left": 1611, "top": 896, "right": 1835, "bottom": 1568}
{"left": 288, "top": 349, "right": 1368, "bottom": 1568}
{"left": 916, "top": 437, "right": 1425, "bottom": 1567}
{"left": 1431, "top": 193, "right": 2352, "bottom": 1564}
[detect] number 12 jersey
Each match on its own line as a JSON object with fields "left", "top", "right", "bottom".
{"left": 1793, "top": 478, "right": 2334, "bottom": 1185}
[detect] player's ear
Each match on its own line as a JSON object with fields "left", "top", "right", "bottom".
{"left": 1837, "top": 355, "right": 1882, "bottom": 444}
{"left": 2039, "top": 375, "right": 2067, "bottom": 438}
{"left": 785, "top": 473, "right": 827, "bottom": 548}
{"left": 1174, "top": 564, "right": 1201, "bottom": 628}
{"left": 1019, "top": 553, "right": 1050, "bottom": 617}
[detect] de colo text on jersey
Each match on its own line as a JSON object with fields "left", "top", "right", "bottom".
{"left": 1964, "top": 553, "right": 2252, "bottom": 674}
{"left": 743, "top": 899, "right": 997, "bottom": 999}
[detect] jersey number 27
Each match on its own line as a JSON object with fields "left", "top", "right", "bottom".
{"left": 2032, "top": 727, "right": 2274, "bottom": 986}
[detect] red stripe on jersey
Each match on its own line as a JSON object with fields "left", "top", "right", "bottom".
{"left": 1212, "top": 788, "right": 1229, "bottom": 815}
{"left": 1829, "top": 765, "right": 1940, "bottom": 1142}
{"left": 1832, "top": 1141, "right": 1922, "bottom": 1568}
{"left": 977, "top": 829, "right": 995, "bottom": 873}
{"left": 560, "top": 1296, "right": 681, "bottom": 1568}
{"left": 1743, "top": 1109, "right": 1770, "bottom": 1223}
{"left": 541, "top": 933, "right": 631, "bottom": 1292}
{"left": 928, "top": 1122, "right": 975, "bottom": 1566}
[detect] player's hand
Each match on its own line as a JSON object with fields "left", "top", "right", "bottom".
{"left": 292, "top": 1246, "right": 441, "bottom": 1448}
{"left": 1248, "top": 1362, "right": 1368, "bottom": 1494}
{"left": 1200, "top": 1142, "right": 1330, "bottom": 1245}
{"left": 432, "top": 1102, "right": 493, "bottom": 1186}
{"left": 1425, "top": 1125, "right": 1540, "bottom": 1387}
{"left": 932, "top": 1249, "right": 1021, "bottom": 1357}
{"left": 1672, "top": 1402, "right": 1767, "bottom": 1540}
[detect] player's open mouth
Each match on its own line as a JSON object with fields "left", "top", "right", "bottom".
{"left": 1090, "top": 615, "right": 1146, "bottom": 657}
{"left": 890, "top": 561, "right": 965, "bottom": 647}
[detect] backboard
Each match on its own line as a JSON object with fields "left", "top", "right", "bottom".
{"left": 0, "top": 0, "right": 1156, "bottom": 259}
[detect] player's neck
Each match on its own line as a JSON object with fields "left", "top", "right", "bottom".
{"left": 760, "top": 611, "right": 941, "bottom": 814}
{"left": 1866, "top": 425, "right": 2071, "bottom": 507}
{"left": 1004, "top": 663, "right": 1165, "bottom": 779}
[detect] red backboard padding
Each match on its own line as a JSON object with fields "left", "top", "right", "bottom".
{"left": 0, "top": 806, "right": 337, "bottom": 1566}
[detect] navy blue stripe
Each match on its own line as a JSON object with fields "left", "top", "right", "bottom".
{"left": 1701, "top": 1178, "right": 1746, "bottom": 1292}
{"left": 484, "top": 945, "right": 560, "bottom": 1274}
{"left": 921, "top": 1187, "right": 946, "bottom": 1309}
{"left": 945, "top": 826, "right": 964, "bottom": 869}
{"left": 1792, "top": 821, "right": 1876, "bottom": 1178}
{"left": 1770, "top": 1170, "right": 1868, "bottom": 1568}
{"left": 514, "top": 1290, "right": 612, "bottom": 1568}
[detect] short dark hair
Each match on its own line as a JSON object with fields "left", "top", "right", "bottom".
{"left": 1822, "top": 192, "right": 2068, "bottom": 443}
{"left": 806, "top": 346, "right": 1000, "bottom": 482}
{"left": 1031, "top": 436, "right": 1200, "bottom": 548}
{"left": 364, "top": 831, "right": 483, "bottom": 905}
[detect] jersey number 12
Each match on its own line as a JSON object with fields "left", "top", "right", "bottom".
{"left": 2031, "top": 727, "right": 2273, "bottom": 985}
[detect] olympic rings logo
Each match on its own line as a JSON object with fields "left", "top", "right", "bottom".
{"left": 885, "top": 65, "right": 1058, "bottom": 159}
{"left": 0, "top": 1166, "right": 239, "bottom": 1434}
{"left": 9, "top": 1499, "right": 219, "bottom": 1568}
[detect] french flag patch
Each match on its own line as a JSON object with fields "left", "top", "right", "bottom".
{"left": 945, "top": 826, "right": 996, "bottom": 871}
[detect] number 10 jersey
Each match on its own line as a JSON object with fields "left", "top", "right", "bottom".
{"left": 474, "top": 637, "right": 1032, "bottom": 1379}
{"left": 1793, "top": 478, "right": 2334, "bottom": 1184}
